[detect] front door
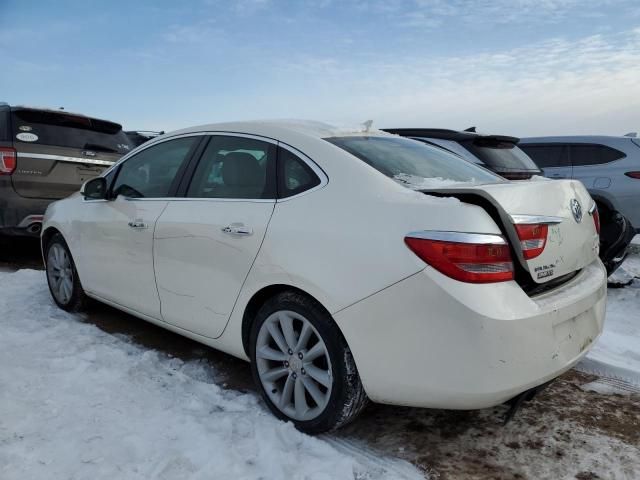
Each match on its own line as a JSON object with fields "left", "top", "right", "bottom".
{"left": 75, "top": 136, "right": 200, "bottom": 318}
{"left": 154, "top": 134, "right": 277, "bottom": 338}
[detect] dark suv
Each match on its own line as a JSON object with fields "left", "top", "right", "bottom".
{"left": 0, "top": 104, "right": 133, "bottom": 235}
{"left": 383, "top": 128, "right": 542, "bottom": 180}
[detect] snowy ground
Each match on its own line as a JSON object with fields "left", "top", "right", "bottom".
{"left": 0, "top": 241, "right": 639, "bottom": 479}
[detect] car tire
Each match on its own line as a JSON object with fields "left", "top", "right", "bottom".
{"left": 45, "top": 233, "right": 89, "bottom": 312}
{"left": 249, "top": 291, "right": 368, "bottom": 434}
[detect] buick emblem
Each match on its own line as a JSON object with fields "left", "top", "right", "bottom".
{"left": 570, "top": 198, "right": 582, "bottom": 223}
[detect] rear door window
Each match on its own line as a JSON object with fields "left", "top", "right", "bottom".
{"left": 112, "top": 137, "right": 197, "bottom": 198}
{"left": 519, "top": 145, "right": 570, "bottom": 168}
{"left": 11, "top": 109, "right": 133, "bottom": 154}
{"left": 187, "top": 135, "right": 276, "bottom": 199}
{"left": 326, "top": 136, "right": 501, "bottom": 189}
{"left": 570, "top": 144, "right": 625, "bottom": 166}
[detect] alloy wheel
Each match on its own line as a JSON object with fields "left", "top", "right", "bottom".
{"left": 47, "top": 243, "right": 74, "bottom": 305}
{"left": 255, "top": 310, "right": 333, "bottom": 421}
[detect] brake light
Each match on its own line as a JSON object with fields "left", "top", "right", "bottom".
{"left": 514, "top": 224, "right": 548, "bottom": 260}
{"left": 591, "top": 205, "right": 600, "bottom": 235}
{"left": 0, "top": 147, "right": 16, "bottom": 175}
{"left": 404, "top": 233, "right": 514, "bottom": 283}
{"left": 625, "top": 171, "right": 640, "bottom": 179}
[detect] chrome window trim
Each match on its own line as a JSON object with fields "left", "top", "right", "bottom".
{"left": 406, "top": 231, "right": 507, "bottom": 245}
{"left": 101, "top": 130, "right": 329, "bottom": 202}
{"left": 510, "top": 214, "right": 564, "bottom": 225}
{"left": 16, "top": 152, "right": 115, "bottom": 167}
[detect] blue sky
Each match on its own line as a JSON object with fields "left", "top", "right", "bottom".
{"left": 1, "top": 0, "right": 639, "bottom": 135}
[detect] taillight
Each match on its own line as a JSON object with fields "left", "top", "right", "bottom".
{"left": 624, "top": 171, "right": 640, "bottom": 179}
{"left": 404, "top": 232, "right": 514, "bottom": 283}
{"left": 0, "top": 147, "right": 16, "bottom": 175}
{"left": 590, "top": 204, "right": 600, "bottom": 235}
{"left": 514, "top": 224, "right": 548, "bottom": 260}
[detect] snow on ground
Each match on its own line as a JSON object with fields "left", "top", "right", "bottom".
{"left": 0, "top": 270, "right": 423, "bottom": 480}
{"left": 579, "top": 246, "right": 640, "bottom": 387}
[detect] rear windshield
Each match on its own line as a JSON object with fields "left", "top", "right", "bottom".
{"left": 460, "top": 138, "right": 540, "bottom": 173}
{"left": 326, "top": 136, "right": 502, "bottom": 189}
{"left": 11, "top": 109, "right": 133, "bottom": 154}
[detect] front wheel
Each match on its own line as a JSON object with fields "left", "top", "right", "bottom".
{"left": 45, "top": 233, "right": 88, "bottom": 312}
{"left": 250, "top": 291, "right": 368, "bottom": 434}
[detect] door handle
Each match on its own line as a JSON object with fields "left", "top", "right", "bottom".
{"left": 222, "top": 224, "right": 253, "bottom": 236}
{"left": 128, "top": 220, "right": 148, "bottom": 229}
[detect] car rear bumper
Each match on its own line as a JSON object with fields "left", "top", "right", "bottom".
{"left": 334, "top": 260, "right": 607, "bottom": 409}
{"left": 0, "top": 180, "right": 52, "bottom": 235}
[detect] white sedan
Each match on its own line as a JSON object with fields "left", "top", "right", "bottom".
{"left": 41, "top": 121, "right": 606, "bottom": 433}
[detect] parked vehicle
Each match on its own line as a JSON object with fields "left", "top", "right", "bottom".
{"left": 42, "top": 121, "right": 606, "bottom": 434}
{"left": 520, "top": 135, "right": 639, "bottom": 274}
{"left": 125, "top": 130, "right": 164, "bottom": 148}
{"left": 0, "top": 103, "right": 133, "bottom": 236}
{"left": 383, "top": 128, "right": 542, "bottom": 180}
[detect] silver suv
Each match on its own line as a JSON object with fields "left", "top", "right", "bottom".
{"left": 0, "top": 103, "right": 133, "bottom": 236}
{"left": 520, "top": 135, "right": 640, "bottom": 233}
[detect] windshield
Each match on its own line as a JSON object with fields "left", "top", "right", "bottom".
{"left": 461, "top": 138, "right": 540, "bottom": 173}
{"left": 12, "top": 109, "right": 133, "bottom": 155}
{"left": 326, "top": 136, "right": 502, "bottom": 189}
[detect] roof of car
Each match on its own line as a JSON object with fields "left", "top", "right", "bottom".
{"left": 383, "top": 128, "right": 519, "bottom": 143}
{"left": 167, "top": 120, "right": 394, "bottom": 141}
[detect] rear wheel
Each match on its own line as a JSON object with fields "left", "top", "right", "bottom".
{"left": 250, "top": 291, "right": 368, "bottom": 434}
{"left": 45, "top": 233, "right": 88, "bottom": 312}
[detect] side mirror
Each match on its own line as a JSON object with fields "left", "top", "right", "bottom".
{"left": 81, "top": 177, "right": 107, "bottom": 200}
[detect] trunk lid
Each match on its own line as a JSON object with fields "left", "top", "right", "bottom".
{"left": 425, "top": 179, "right": 600, "bottom": 284}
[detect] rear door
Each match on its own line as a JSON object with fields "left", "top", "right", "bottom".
{"left": 75, "top": 136, "right": 200, "bottom": 318}
{"left": 10, "top": 108, "right": 131, "bottom": 200}
{"left": 154, "top": 134, "right": 277, "bottom": 338}
{"left": 519, "top": 144, "right": 572, "bottom": 179}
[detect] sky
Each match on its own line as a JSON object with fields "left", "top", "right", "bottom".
{"left": 1, "top": 0, "right": 639, "bottom": 136}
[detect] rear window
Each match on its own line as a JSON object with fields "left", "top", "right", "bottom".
{"left": 11, "top": 109, "right": 133, "bottom": 154}
{"left": 326, "top": 136, "right": 501, "bottom": 189}
{"left": 460, "top": 138, "right": 541, "bottom": 173}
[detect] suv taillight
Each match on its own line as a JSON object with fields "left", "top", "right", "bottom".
{"left": 514, "top": 224, "right": 548, "bottom": 260}
{"left": 0, "top": 147, "right": 16, "bottom": 175}
{"left": 405, "top": 232, "right": 514, "bottom": 283}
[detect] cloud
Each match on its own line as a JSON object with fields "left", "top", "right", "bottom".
{"left": 265, "top": 28, "right": 640, "bottom": 136}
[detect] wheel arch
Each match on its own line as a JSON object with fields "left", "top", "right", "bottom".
{"left": 41, "top": 226, "right": 63, "bottom": 262}
{"left": 240, "top": 284, "right": 333, "bottom": 358}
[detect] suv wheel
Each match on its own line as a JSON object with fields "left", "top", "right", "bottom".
{"left": 250, "top": 291, "right": 368, "bottom": 434}
{"left": 45, "top": 233, "right": 88, "bottom": 312}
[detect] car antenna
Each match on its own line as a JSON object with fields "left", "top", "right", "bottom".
{"left": 623, "top": 132, "right": 638, "bottom": 137}
{"left": 464, "top": 126, "right": 476, "bottom": 132}
{"left": 362, "top": 120, "right": 373, "bottom": 132}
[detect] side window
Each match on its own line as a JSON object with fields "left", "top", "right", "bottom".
{"left": 278, "top": 147, "right": 321, "bottom": 198}
{"left": 187, "top": 135, "right": 276, "bottom": 199}
{"left": 519, "top": 145, "right": 570, "bottom": 168}
{"left": 112, "top": 137, "right": 196, "bottom": 198}
{"left": 570, "top": 144, "right": 625, "bottom": 166}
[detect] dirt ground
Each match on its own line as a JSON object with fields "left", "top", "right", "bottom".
{"left": 2, "top": 235, "right": 638, "bottom": 479}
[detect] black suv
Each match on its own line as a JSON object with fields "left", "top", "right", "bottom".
{"left": 383, "top": 128, "right": 542, "bottom": 180}
{"left": 0, "top": 104, "right": 133, "bottom": 235}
